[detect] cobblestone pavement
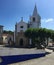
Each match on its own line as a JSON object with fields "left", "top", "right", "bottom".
{"left": 9, "top": 52, "right": 54, "bottom": 65}
{"left": 0, "top": 46, "right": 45, "bottom": 56}
{"left": 0, "top": 45, "right": 54, "bottom": 65}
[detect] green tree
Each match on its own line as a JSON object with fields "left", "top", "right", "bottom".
{"left": 51, "top": 30, "right": 54, "bottom": 43}
{"left": 45, "top": 29, "right": 51, "bottom": 46}
{"left": 3, "top": 30, "right": 13, "bottom": 34}
{"left": 25, "top": 28, "right": 53, "bottom": 48}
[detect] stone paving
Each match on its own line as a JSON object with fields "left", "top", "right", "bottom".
{"left": 9, "top": 52, "right": 54, "bottom": 65}
{"left": 0, "top": 46, "right": 45, "bottom": 56}
{"left": 0, "top": 45, "right": 54, "bottom": 65}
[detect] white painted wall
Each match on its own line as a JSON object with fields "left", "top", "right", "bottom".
{"left": 17, "top": 22, "right": 27, "bottom": 32}
{"left": 31, "top": 22, "right": 38, "bottom": 28}
{"left": 29, "top": 15, "right": 41, "bottom": 28}
{"left": 3, "top": 36, "right": 8, "bottom": 44}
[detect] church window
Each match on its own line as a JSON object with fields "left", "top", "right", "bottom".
{"left": 33, "top": 17, "right": 35, "bottom": 22}
{"left": 20, "top": 26, "right": 23, "bottom": 28}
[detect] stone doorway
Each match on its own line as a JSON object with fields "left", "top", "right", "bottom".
{"left": 19, "top": 39, "right": 23, "bottom": 46}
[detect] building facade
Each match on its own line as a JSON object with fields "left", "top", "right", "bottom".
{"left": 2, "top": 33, "right": 14, "bottom": 46}
{"left": 0, "top": 25, "right": 3, "bottom": 44}
{"left": 14, "top": 18, "right": 29, "bottom": 47}
{"left": 14, "top": 5, "right": 41, "bottom": 47}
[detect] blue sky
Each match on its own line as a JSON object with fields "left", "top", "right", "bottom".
{"left": 0, "top": 0, "right": 54, "bottom": 31}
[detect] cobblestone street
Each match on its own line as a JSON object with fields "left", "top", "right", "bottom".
{"left": 9, "top": 52, "right": 54, "bottom": 65}
{"left": 0, "top": 45, "right": 54, "bottom": 65}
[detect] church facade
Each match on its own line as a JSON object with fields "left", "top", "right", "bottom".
{"left": 0, "top": 25, "right": 3, "bottom": 44}
{"left": 14, "top": 5, "right": 41, "bottom": 47}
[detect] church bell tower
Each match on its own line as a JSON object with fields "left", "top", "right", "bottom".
{"left": 29, "top": 4, "right": 41, "bottom": 28}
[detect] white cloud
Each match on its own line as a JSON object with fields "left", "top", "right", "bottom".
{"left": 41, "top": 18, "right": 54, "bottom": 23}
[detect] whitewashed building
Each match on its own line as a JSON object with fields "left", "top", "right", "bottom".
{"left": 14, "top": 5, "right": 41, "bottom": 47}
{"left": 2, "top": 33, "right": 14, "bottom": 46}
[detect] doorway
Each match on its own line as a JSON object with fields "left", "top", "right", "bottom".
{"left": 19, "top": 38, "right": 23, "bottom": 46}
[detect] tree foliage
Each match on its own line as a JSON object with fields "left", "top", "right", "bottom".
{"left": 25, "top": 28, "right": 54, "bottom": 48}
{"left": 3, "top": 30, "right": 13, "bottom": 34}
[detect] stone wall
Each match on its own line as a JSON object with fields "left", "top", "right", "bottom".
{"left": 15, "top": 31, "right": 29, "bottom": 47}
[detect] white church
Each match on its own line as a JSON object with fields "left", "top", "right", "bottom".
{"left": 14, "top": 5, "right": 41, "bottom": 47}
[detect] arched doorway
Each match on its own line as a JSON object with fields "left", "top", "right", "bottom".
{"left": 19, "top": 38, "right": 23, "bottom": 46}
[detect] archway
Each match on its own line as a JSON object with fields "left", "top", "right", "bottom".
{"left": 19, "top": 38, "right": 23, "bottom": 46}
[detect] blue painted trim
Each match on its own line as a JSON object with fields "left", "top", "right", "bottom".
{"left": 0, "top": 53, "right": 46, "bottom": 65}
